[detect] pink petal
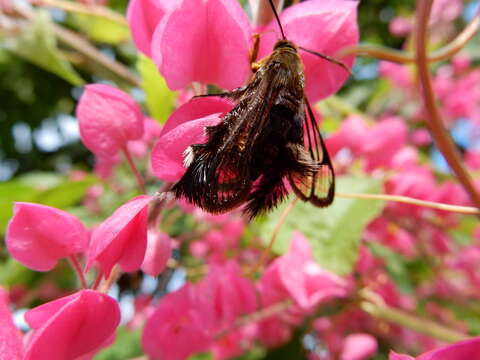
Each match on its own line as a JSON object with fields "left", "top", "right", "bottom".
{"left": 326, "top": 115, "right": 370, "bottom": 157}
{"left": 364, "top": 117, "right": 407, "bottom": 171}
{"left": 151, "top": 0, "right": 252, "bottom": 90}
{"left": 389, "top": 352, "right": 415, "bottom": 360}
{"left": 258, "top": 0, "right": 359, "bottom": 102}
{"left": 197, "top": 261, "right": 257, "bottom": 332}
{"left": 159, "top": 97, "right": 233, "bottom": 137}
{"left": 141, "top": 231, "right": 172, "bottom": 276}
{"left": 142, "top": 284, "right": 212, "bottom": 360}
{"left": 127, "top": 0, "right": 179, "bottom": 57}
{"left": 0, "top": 289, "right": 23, "bottom": 360}
{"left": 24, "top": 290, "right": 120, "bottom": 360}
{"left": 340, "top": 333, "right": 378, "bottom": 360}
{"left": 417, "top": 337, "right": 480, "bottom": 360}
{"left": 151, "top": 114, "right": 223, "bottom": 182}
{"left": 259, "top": 233, "right": 347, "bottom": 311}
{"left": 6, "top": 202, "right": 88, "bottom": 271}
{"left": 87, "top": 195, "right": 153, "bottom": 277}
{"left": 77, "top": 84, "right": 144, "bottom": 158}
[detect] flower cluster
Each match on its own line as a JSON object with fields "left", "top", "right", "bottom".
{"left": 2, "top": 0, "right": 480, "bottom": 359}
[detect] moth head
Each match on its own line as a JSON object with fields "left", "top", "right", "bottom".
{"left": 273, "top": 40, "right": 297, "bottom": 53}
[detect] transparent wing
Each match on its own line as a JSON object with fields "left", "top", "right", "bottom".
{"left": 289, "top": 97, "right": 335, "bottom": 206}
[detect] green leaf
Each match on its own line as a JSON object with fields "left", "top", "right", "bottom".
{"left": 257, "top": 176, "right": 385, "bottom": 275}
{"left": 0, "top": 258, "right": 37, "bottom": 287}
{"left": 137, "top": 55, "right": 177, "bottom": 123}
{"left": 0, "top": 174, "right": 98, "bottom": 235}
{"left": 1, "top": 11, "right": 84, "bottom": 85}
{"left": 95, "top": 327, "right": 143, "bottom": 360}
{"left": 35, "top": 176, "right": 97, "bottom": 208}
{"left": 0, "top": 181, "right": 39, "bottom": 235}
{"left": 71, "top": 14, "right": 130, "bottom": 44}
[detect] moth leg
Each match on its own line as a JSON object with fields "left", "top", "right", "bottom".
{"left": 250, "top": 33, "right": 261, "bottom": 69}
{"left": 192, "top": 85, "right": 249, "bottom": 102}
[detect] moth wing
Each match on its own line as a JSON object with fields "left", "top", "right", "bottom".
{"left": 288, "top": 97, "right": 335, "bottom": 206}
{"left": 173, "top": 69, "right": 282, "bottom": 213}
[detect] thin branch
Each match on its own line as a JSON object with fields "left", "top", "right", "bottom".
{"left": 414, "top": 0, "right": 480, "bottom": 210}
{"left": 98, "top": 265, "right": 122, "bottom": 293}
{"left": 68, "top": 255, "right": 88, "bottom": 289}
{"left": 336, "top": 192, "right": 480, "bottom": 215}
{"left": 36, "top": 0, "right": 127, "bottom": 24}
{"left": 360, "top": 289, "right": 470, "bottom": 343}
{"left": 122, "top": 146, "right": 146, "bottom": 194}
{"left": 216, "top": 300, "right": 293, "bottom": 339}
{"left": 337, "top": 8, "right": 480, "bottom": 64}
{"left": 13, "top": 4, "right": 141, "bottom": 86}
{"left": 53, "top": 24, "right": 141, "bottom": 86}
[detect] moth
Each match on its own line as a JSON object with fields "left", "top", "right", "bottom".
{"left": 172, "top": 0, "right": 350, "bottom": 219}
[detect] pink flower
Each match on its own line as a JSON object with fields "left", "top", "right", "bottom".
{"left": 365, "top": 217, "right": 416, "bottom": 258}
{"left": 93, "top": 153, "right": 121, "bottom": 179}
{"left": 389, "top": 16, "right": 413, "bottom": 36}
{"left": 151, "top": 0, "right": 252, "bottom": 91}
{"left": 257, "top": 0, "right": 358, "bottom": 102}
{"left": 6, "top": 202, "right": 88, "bottom": 271}
{"left": 389, "top": 337, "right": 480, "bottom": 360}
{"left": 379, "top": 61, "right": 413, "bottom": 90}
{"left": 151, "top": 97, "right": 233, "bottom": 182}
{"left": 196, "top": 261, "right": 257, "bottom": 332}
{"left": 391, "top": 147, "right": 419, "bottom": 170}
{"left": 86, "top": 195, "right": 153, "bottom": 278}
{"left": 77, "top": 84, "right": 144, "bottom": 158}
{"left": 256, "top": 317, "right": 292, "bottom": 348}
{"left": 363, "top": 117, "right": 407, "bottom": 171}
{"left": 385, "top": 166, "right": 437, "bottom": 217}
{"left": 127, "top": 0, "right": 180, "bottom": 57}
{"left": 0, "top": 288, "right": 23, "bottom": 360}
{"left": 24, "top": 290, "right": 120, "bottom": 360}
{"left": 128, "top": 117, "right": 163, "bottom": 159}
{"left": 466, "top": 150, "right": 480, "bottom": 170}
{"left": 327, "top": 115, "right": 370, "bottom": 158}
{"left": 259, "top": 232, "right": 348, "bottom": 311}
{"left": 212, "top": 327, "right": 255, "bottom": 360}
{"left": 411, "top": 129, "right": 432, "bottom": 146}
{"left": 141, "top": 231, "right": 172, "bottom": 276}
{"left": 142, "top": 0, "right": 357, "bottom": 100}
{"left": 340, "top": 333, "right": 378, "bottom": 360}
{"left": 142, "top": 284, "right": 212, "bottom": 360}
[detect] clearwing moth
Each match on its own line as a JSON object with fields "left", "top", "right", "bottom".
{"left": 171, "top": 0, "right": 351, "bottom": 219}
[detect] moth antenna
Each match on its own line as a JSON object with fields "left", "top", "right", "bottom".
{"left": 299, "top": 46, "right": 353, "bottom": 77}
{"left": 268, "top": 0, "right": 286, "bottom": 40}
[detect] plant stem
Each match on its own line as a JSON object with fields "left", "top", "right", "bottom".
{"left": 216, "top": 299, "right": 293, "bottom": 339}
{"left": 361, "top": 295, "right": 470, "bottom": 343}
{"left": 337, "top": 9, "right": 480, "bottom": 64}
{"left": 414, "top": 0, "right": 480, "bottom": 210}
{"left": 98, "top": 265, "right": 122, "bottom": 293}
{"left": 37, "top": 0, "right": 127, "bottom": 24}
{"left": 336, "top": 192, "right": 480, "bottom": 215}
{"left": 91, "top": 269, "right": 103, "bottom": 290}
{"left": 68, "top": 255, "right": 88, "bottom": 289}
{"left": 122, "top": 146, "right": 146, "bottom": 194}
{"left": 13, "top": 4, "right": 141, "bottom": 87}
